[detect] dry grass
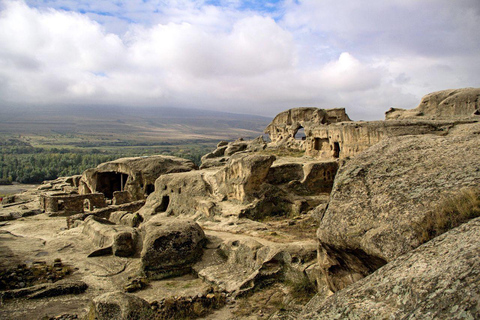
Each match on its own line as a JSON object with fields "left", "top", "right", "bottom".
{"left": 286, "top": 276, "right": 317, "bottom": 303}
{"left": 417, "top": 187, "right": 480, "bottom": 244}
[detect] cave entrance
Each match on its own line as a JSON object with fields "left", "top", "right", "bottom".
{"left": 295, "top": 127, "right": 306, "bottom": 140}
{"left": 155, "top": 195, "right": 170, "bottom": 213}
{"left": 333, "top": 142, "right": 340, "bottom": 158}
{"left": 145, "top": 184, "right": 155, "bottom": 196}
{"left": 58, "top": 200, "right": 65, "bottom": 211}
{"left": 314, "top": 138, "right": 329, "bottom": 151}
{"left": 96, "top": 172, "right": 129, "bottom": 199}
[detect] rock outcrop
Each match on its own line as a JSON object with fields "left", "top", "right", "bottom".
{"left": 316, "top": 131, "right": 480, "bottom": 292}
{"left": 139, "top": 152, "right": 336, "bottom": 222}
{"left": 196, "top": 232, "right": 318, "bottom": 296}
{"left": 302, "top": 217, "right": 480, "bottom": 319}
{"left": 386, "top": 87, "right": 480, "bottom": 120}
{"left": 91, "top": 291, "right": 152, "bottom": 320}
{"left": 2, "top": 87, "right": 479, "bottom": 320}
{"left": 140, "top": 217, "right": 206, "bottom": 279}
{"left": 264, "top": 88, "right": 480, "bottom": 160}
{"left": 79, "top": 155, "right": 197, "bottom": 201}
{"left": 82, "top": 215, "right": 139, "bottom": 257}
{"left": 138, "top": 169, "right": 216, "bottom": 219}
{"left": 264, "top": 108, "right": 351, "bottom": 149}
{"left": 200, "top": 137, "right": 268, "bottom": 169}
{"left": 214, "top": 154, "right": 276, "bottom": 203}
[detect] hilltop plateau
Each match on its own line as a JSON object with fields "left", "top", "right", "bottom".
{"left": 0, "top": 88, "right": 479, "bottom": 320}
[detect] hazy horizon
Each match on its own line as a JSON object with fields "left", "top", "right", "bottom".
{"left": 0, "top": 0, "right": 479, "bottom": 120}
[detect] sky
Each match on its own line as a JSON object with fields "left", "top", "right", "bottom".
{"left": 0, "top": 0, "right": 479, "bottom": 120}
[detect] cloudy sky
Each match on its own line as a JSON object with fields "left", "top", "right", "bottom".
{"left": 0, "top": 0, "right": 479, "bottom": 120}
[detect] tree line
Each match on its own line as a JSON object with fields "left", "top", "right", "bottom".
{"left": 0, "top": 140, "right": 211, "bottom": 184}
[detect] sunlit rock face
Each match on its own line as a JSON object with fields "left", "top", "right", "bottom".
{"left": 265, "top": 88, "right": 480, "bottom": 160}
{"left": 78, "top": 155, "right": 197, "bottom": 201}
{"left": 385, "top": 87, "right": 480, "bottom": 120}
{"left": 315, "top": 130, "right": 480, "bottom": 292}
{"left": 301, "top": 217, "right": 480, "bottom": 320}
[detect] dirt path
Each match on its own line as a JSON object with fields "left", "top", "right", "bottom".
{"left": 0, "top": 183, "right": 39, "bottom": 197}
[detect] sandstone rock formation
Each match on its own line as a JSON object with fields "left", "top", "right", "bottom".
{"left": 79, "top": 155, "right": 197, "bottom": 201}
{"left": 302, "top": 217, "right": 480, "bottom": 319}
{"left": 386, "top": 87, "right": 480, "bottom": 120}
{"left": 214, "top": 153, "right": 276, "bottom": 203}
{"left": 138, "top": 169, "right": 216, "bottom": 219}
{"left": 195, "top": 232, "right": 318, "bottom": 296}
{"left": 82, "top": 215, "right": 139, "bottom": 257}
{"left": 140, "top": 217, "right": 206, "bottom": 279}
{"left": 316, "top": 132, "right": 480, "bottom": 292}
{"left": 264, "top": 88, "right": 480, "bottom": 160}
{"left": 139, "top": 152, "right": 335, "bottom": 222}
{"left": 91, "top": 291, "right": 152, "bottom": 320}
{"left": 264, "top": 107, "right": 350, "bottom": 149}
{"left": 200, "top": 136, "right": 267, "bottom": 169}
{"left": 1, "top": 87, "right": 479, "bottom": 320}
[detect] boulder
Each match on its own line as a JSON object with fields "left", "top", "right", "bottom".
{"left": 301, "top": 217, "right": 480, "bottom": 320}
{"left": 199, "top": 157, "right": 229, "bottom": 169}
{"left": 141, "top": 217, "right": 206, "bottom": 279}
{"left": 224, "top": 141, "right": 248, "bottom": 156}
{"left": 316, "top": 133, "right": 480, "bottom": 291}
{"left": 91, "top": 291, "right": 152, "bottom": 320}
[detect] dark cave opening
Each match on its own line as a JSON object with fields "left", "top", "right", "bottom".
{"left": 145, "top": 184, "right": 155, "bottom": 196}
{"left": 333, "top": 142, "right": 340, "bottom": 158}
{"left": 96, "top": 172, "right": 129, "bottom": 199}
{"left": 155, "top": 195, "right": 170, "bottom": 213}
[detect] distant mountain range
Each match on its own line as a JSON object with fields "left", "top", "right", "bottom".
{"left": 0, "top": 106, "right": 271, "bottom": 143}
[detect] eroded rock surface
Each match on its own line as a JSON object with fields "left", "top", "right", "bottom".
{"left": 386, "top": 87, "right": 480, "bottom": 120}
{"left": 82, "top": 215, "right": 138, "bottom": 257}
{"left": 141, "top": 217, "right": 206, "bottom": 279}
{"left": 79, "top": 155, "right": 197, "bottom": 201}
{"left": 1, "top": 87, "right": 479, "bottom": 319}
{"left": 140, "top": 153, "right": 335, "bottom": 221}
{"left": 316, "top": 132, "right": 480, "bottom": 292}
{"left": 302, "top": 217, "right": 480, "bottom": 320}
{"left": 195, "top": 231, "right": 317, "bottom": 296}
{"left": 265, "top": 108, "right": 351, "bottom": 147}
{"left": 200, "top": 137, "right": 268, "bottom": 169}
{"left": 215, "top": 153, "right": 276, "bottom": 203}
{"left": 91, "top": 291, "right": 152, "bottom": 320}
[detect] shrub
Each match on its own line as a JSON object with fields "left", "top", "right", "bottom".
{"left": 417, "top": 187, "right": 480, "bottom": 244}
{"left": 286, "top": 275, "right": 317, "bottom": 302}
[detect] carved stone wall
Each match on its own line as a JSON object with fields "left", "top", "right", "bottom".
{"left": 41, "top": 193, "right": 106, "bottom": 216}
{"left": 264, "top": 108, "right": 351, "bottom": 149}
{"left": 265, "top": 106, "right": 477, "bottom": 160}
{"left": 78, "top": 155, "right": 197, "bottom": 201}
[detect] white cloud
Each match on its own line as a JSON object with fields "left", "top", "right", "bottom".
{"left": 0, "top": 0, "right": 478, "bottom": 120}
